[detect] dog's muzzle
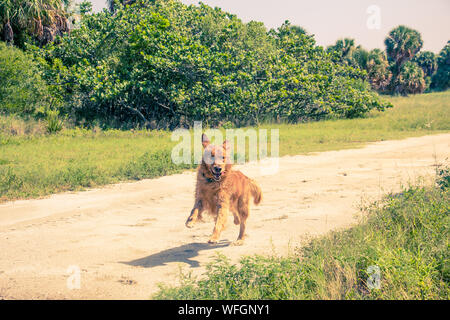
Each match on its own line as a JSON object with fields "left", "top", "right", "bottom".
{"left": 212, "top": 167, "right": 222, "bottom": 181}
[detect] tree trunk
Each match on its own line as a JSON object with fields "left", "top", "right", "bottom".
{"left": 3, "top": 21, "right": 13, "bottom": 44}
{"left": 42, "top": 26, "right": 55, "bottom": 45}
{"left": 123, "top": 105, "right": 150, "bottom": 129}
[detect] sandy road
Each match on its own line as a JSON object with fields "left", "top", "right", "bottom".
{"left": 0, "top": 133, "right": 449, "bottom": 299}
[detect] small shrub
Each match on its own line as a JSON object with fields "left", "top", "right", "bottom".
{"left": 45, "top": 109, "right": 64, "bottom": 134}
{"left": 0, "top": 166, "right": 24, "bottom": 196}
{"left": 436, "top": 165, "right": 449, "bottom": 190}
{"left": 0, "top": 114, "right": 45, "bottom": 136}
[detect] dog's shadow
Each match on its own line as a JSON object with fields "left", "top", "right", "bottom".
{"left": 121, "top": 240, "right": 230, "bottom": 268}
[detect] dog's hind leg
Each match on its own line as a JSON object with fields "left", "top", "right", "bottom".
{"left": 208, "top": 204, "right": 229, "bottom": 244}
{"left": 231, "top": 210, "right": 240, "bottom": 225}
{"left": 233, "top": 199, "right": 249, "bottom": 246}
{"left": 186, "top": 200, "right": 203, "bottom": 228}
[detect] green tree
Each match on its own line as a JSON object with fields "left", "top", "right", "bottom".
{"left": 413, "top": 51, "right": 437, "bottom": 90}
{"left": 414, "top": 51, "right": 437, "bottom": 77}
{"left": 288, "top": 25, "right": 308, "bottom": 36}
{"left": 394, "top": 61, "right": 426, "bottom": 95}
{"left": 384, "top": 25, "right": 423, "bottom": 74}
{"left": 106, "top": 0, "right": 140, "bottom": 13}
{"left": 431, "top": 41, "right": 450, "bottom": 91}
{"left": 35, "top": 0, "right": 391, "bottom": 128}
{"left": 0, "top": 42, "right": 50, "bottom": 114}
{"left": 327, "top": 38, "right": 357, "bottom": 65}
{"left": 366, "top": 49, "right": 392, "bottom": 92}
{"left": 0, "top": 0, "right": 70, "bottom": 47}
{"left": 78, "top": 0, "right": 93, "bottom": 15}
{"left": 352, "top": 46, "right": 369, "bottom": 70}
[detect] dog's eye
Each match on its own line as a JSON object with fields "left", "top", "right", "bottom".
{"left": 204, "top": 154, "right": 214, "bottom": 164}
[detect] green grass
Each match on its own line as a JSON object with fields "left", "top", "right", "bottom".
{"left": 0, "top": 91, "right": 449, "bottom": 201}
{"left": 154, "top": 175, "right": 450, "bottom": 300}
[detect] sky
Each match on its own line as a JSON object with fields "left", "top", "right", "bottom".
{"left": 80, "top": 0, "right": 450, "bottom": 53}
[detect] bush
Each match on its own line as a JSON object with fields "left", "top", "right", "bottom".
{"left": 45, "top": 108, "right": 64, "bottom": 133}
{"left": 35, "top": 0, "right": 391, "bottom": 128}
{"left": 0, "top": 42, "right": 50, "bottom": 114}
{"left": 436, "top": 165, "right": 449, "bottom": 190}
{"left": 155, "top": 184, "right": 449, "bottom": 300}
{"left": 431, "top": 41, "right": 450, "bottom": 91}
{"left": 394, "top": 61, "right": 426, "bottom": 95}
{"left": 0, "top": 114, "right": 45, "bottom": 136}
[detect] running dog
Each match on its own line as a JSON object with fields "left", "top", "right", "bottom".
{"left": 185, "top": 133, "right": 262, "bottom": 245}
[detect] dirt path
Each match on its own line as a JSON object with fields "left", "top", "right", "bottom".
{"left": 0, "top": 134, "right": 449, "bottom": 299}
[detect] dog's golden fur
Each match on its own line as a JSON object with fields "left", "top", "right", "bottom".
{"left": 185, "top": 134, "right": 262, "bottom": 245}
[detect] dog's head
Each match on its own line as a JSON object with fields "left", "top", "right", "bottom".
{"left": 201, "top": 133, "right": 231, "bottom": 182}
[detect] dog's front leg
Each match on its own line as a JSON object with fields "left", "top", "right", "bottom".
{"left": 186, "top": 200, "right": 203, "bottom": 228}
{"left": 208, "top": 202, "right": 228, "bottom": 244}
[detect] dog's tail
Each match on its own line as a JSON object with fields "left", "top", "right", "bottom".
{"left": 249, "top": 180, "right": 262, "bottom": 205}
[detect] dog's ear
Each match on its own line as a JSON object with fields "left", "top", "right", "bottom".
{"left": 223, "top": 140, "right": 232, "bottom": 163}
{"left": 223, "top": 140, "right": 230, "bottom": 151}
{"left": 202, "top": 133, "right": 210, "bottom": 148}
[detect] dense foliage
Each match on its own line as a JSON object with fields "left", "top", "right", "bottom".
{"left": 328, "top": 27, "right": 449, "bottom": 95}
{"left": 34, "top": 0, "right": 391, "bottom": 129}
{"left": 2, "top": 90, "right": 449, "bottom": 205}
{"left": 431, "top": 41, "right": 450, "bottom": 91}
{"left": 384, "top": 25, "right": 423, "bottom": 74}
{"left": 393, "top": 61, "right": 426, "bottom": 95}
{"left": 0, "top": 42, "right": 50, "bottom": 114}
{"left": 0, "top": 0, "right": 70, "bottom": 48}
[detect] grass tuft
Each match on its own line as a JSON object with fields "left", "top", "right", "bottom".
{"left": 154, "top": 179, "right": 449, "bottom": 300}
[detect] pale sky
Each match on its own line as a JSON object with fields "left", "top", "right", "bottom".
{"left": 80, "top": 0, "right": 450, "bottom": 53}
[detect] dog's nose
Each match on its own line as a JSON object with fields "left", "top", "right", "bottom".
{"left": 214, "top": 167, "right": 222, "bottom": 173}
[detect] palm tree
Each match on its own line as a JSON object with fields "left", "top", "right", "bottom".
{"left": 384, "top": 25, "right": 423, "bottom": 74}
{"left": 352, "top": 46, "right": 369, "bottom": 69}
{"left": 327, "top": 38, "right": 356, "bottom": 65}
{"left": 106, "top": 0, "right": 138, "bottom": 13}
{"left": 0, "top": 0, "right": 70, "bottom": 46}
{"left": 340, "top": 38, "right": 356, "bottom": 58}
{"left": 289, "top": 25, "right": 308, "bottom": 36}
{"left": 431, "top": 41, "right": 450, "bottom": 91}
{"left": 366, "top": 49, "right": 392, "bottom": 92}
{"left": 394, "top": 61, "right": 426, "bottom": 95}
{"left": 414, "top": 51, "right": 437, "bottom": 78}
{"left": 106, "top": 0, "right": 115, "bottom": 12}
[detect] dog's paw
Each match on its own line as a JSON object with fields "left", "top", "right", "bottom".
{"left": 208, "top": 238, "right": 218, "bottom": 244}
{"left": 232, "top": 239, "right": 245, "bottom": 246}
{"left": 185, "top": 219, "right": 195, "bottom": 228}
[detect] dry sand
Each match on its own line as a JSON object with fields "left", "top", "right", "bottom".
{"left": 0, "top": 133, "right": 449, "bottom": 299}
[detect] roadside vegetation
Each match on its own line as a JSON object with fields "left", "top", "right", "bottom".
{"left": 154, "top": 169, "right": 450, "bottom": 300}
{"left": 0, "top": 0, "right": 448, "bottom": 300}
{"left": 327, "top": 28, "right": 449, "bottom": 95}
{"left": 0, "top": 0, "right": 448, "bottom": 202}
{"left": 33, "top": 0, "right": 391, "bottom": 129}
{"left": 1, "top": 0, "right": 448, "bottom": 132}
{"left": 1, "top": 91, "right": 449, "bottom": 202}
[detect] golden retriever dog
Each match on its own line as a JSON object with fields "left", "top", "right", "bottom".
{"left": 185, "top": 133, "right": 262, "bottom": 245}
